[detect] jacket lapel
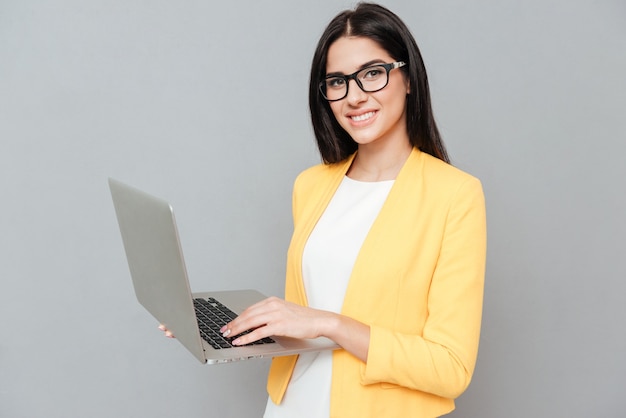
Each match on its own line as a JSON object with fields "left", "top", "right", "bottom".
{"left": 341, "top": 148, "right": 424, "bottom": 317}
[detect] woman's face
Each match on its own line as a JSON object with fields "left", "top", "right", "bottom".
{"left": 326, "top": 36, "right": 410, "bottom": 150}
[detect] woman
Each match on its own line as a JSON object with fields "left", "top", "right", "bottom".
{"left": 168, "top": 3, "right": 486, "bottom": 417}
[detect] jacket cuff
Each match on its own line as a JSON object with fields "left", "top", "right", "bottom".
{"left": 360, "top": 324, "right": 391, "bottom": 385}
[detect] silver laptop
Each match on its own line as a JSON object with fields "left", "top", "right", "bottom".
{"left": 109, "top": 178, "right": 339, "bottom": 364}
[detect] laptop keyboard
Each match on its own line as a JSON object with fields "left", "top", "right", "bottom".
{"left": 193, "top": 297, "right": 275, "bottom": 350}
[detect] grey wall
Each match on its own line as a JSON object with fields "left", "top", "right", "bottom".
{"left": 1, "top": 1, "right": 624, "bottom": 417}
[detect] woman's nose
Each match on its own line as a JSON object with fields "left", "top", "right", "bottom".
{"left": 346, "top": 79, "right": 368, "bottom": 105}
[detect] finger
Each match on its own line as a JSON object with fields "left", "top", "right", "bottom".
{"left": 231, "top": 325, "right": 272, "bottom": 346}
{"left": 158, "top": 324, "right": 176, "bottom": 338}
{"left": 224, "top": 310, "right": 274, "bottom": 339}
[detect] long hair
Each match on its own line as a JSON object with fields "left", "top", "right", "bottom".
{"left": 309, "top": 2, "right": 449, "bottom": 164}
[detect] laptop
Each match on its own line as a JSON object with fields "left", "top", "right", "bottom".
{"left": 108, "top": 178, "right": 339, "bottom": 364}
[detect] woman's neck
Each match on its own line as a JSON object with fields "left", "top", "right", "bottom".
{"left": 346, "top": 141, "right": 412, "bottom": 182}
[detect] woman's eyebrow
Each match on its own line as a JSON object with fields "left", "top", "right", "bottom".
{"left": 359, "top": 59, "right": 387, "bottom": 69}
{"left": 325, "top": 59, "right": 388, "bottom": 77}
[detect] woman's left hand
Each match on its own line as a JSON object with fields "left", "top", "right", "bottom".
{"left": 220, "top": 296, "right": 337, "bottom": 346}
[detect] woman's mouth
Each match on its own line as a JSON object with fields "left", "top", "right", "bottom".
{"left": 350, "top": 111, "right": 376, "bottom": 122}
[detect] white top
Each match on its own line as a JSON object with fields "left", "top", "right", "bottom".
{"left": 264, "top": 176, "right": 394, "bottom": 418}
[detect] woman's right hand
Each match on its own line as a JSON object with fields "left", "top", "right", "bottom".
{"left": 158, "top": 324, "right": 175, "bottom": 338}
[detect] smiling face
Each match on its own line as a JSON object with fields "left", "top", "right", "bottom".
{"left": 326, "top": 36, "right": 410, "bottom": 152}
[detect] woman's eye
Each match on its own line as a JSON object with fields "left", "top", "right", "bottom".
{"left": 326, "top": 78, "right": 346, "bottom": 89}
{"left": 363, "top": 68, "right": 383, "bottom": 79}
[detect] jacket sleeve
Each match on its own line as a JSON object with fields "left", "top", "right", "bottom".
{"left": 360, "top": 176, "right": 487, "bottom": 399}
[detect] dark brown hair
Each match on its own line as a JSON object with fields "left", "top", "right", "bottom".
{"left": 309, "top": 2, "right": 449, "bottom": 164}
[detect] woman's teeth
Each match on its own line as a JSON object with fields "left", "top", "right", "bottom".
{"left": 351, "top": 111, "right": 375, "bottom": 122}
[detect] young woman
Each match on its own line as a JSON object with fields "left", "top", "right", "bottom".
{"left": 167, "top": 3, "right": 486, "bottom": 417}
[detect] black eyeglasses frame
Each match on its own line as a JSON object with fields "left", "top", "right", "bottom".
{"left": 319, "top": 61, "right": 406, "bottom": 102}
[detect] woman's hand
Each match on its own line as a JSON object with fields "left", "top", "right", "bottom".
{"left": 221, "top": 297, "right": 334, "bottom": 345}
{"left": 221, "top": 296, "right": 371, "bottom": 363}
{"left": 158, "top": 324, "right": 175, "bottom": 338}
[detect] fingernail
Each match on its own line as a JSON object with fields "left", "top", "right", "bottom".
{"left": 220, "top": 325, "right": 227, "bottom": 333}
{"left": 232, "top": 338, "right": 241, "bottom": 345}
{"left": 222, "top": 329, "right": 231, "bottom": 338}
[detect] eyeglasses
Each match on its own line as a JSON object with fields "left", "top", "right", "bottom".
{"left": 319, "top": 61, "right": 406, "bottom": 102}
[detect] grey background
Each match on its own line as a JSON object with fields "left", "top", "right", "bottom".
{"left": 1, "top": 0, "right": 624, "bottom": 417}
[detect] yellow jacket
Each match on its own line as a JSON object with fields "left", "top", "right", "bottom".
{"left": 267, "top": 148, "right": 487, "bottom": 418}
